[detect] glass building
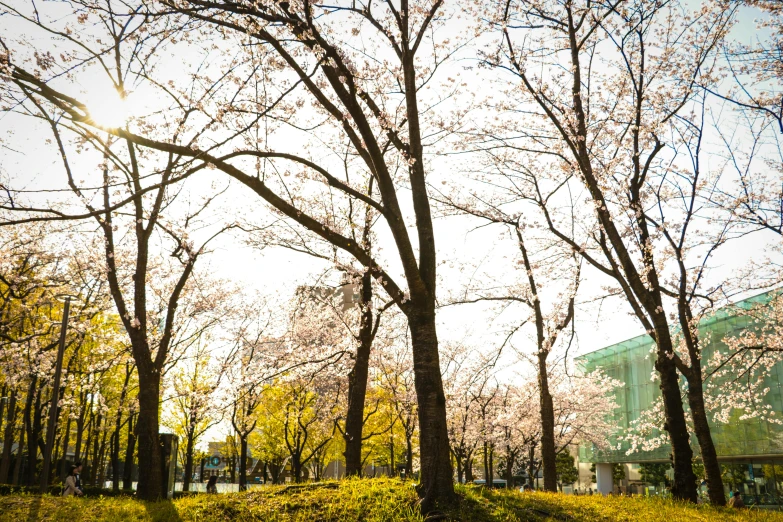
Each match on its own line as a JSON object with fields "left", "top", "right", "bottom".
{"left": 577, "top": 291, "right": 783, "bottom": 506}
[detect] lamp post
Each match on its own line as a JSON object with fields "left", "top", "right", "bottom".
{"left": 39, "top": 296, "right": 71, "bottom": 494}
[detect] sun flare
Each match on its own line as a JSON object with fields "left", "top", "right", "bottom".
{"left": 86, "top": 87, "right": 132, "bottom": 128}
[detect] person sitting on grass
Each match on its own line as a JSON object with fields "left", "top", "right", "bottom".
{"left": 206, "top": 475, "right": 218, "bottom": 494}
{"left": 728, "top": 491, "right": 745, "bottom": 508}
{"left": 74, "top": 462, "right": 84, "bottom": 495}
{"left": 62, "top": 465, "right": 84, "bottom": 497}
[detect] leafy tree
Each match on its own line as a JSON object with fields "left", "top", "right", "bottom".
{"left": 251, "top": 386, "right": 289, "bottom": 485}
{"left": 359, "top": 383, "right": 408, "bottom": 478}
{"left": 692, "top": 459, "right": 706, "bottom": 484}
{"left": 640, "top": 463, "right": 670, "bottom": 487}
{"left": 761, "top": 464, "right": 783, "bottom": 489}
{"left": 721, "top": 464, "right": 747, "bottom": 491}
{"left": 163, "top": 342, "right": 225, "bottom": 492}
{"left": 555, "top": 451, "right": 578, "bottom": 491}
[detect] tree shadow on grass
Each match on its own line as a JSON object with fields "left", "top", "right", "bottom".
{"left": 447, "top": 486, "right": 592, "bottom": 522}
{"left": 24, "top": 495, "right": 42, "bottom": 522}
{"left": 142, "top": 499, "right": 184, "bottom": 522}
{"left": 448, "top": 487, "right": 779, "bottom": 522}
{"left": 443, "top": 494, "right": 554, "bottom": 522}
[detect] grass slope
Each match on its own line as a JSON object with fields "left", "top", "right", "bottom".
{"left": 0, "top": 478, "right": 779, "bottom": 522}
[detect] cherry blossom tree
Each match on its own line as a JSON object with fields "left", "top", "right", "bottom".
{"left": 438, "top": 199, "right": 580, "bottom": 491}
{"left": 0, "top": 221, "right": 142, "bottom": 489}
{"left": 495, "top": 383, "right": 537, "bottom": 488}
{"left": 709, "top": 291, "right": 783, "bottom": 426}
{"left": 1, "top": 0, "right": 478, "bottom": 503}
{"left": 442, "top": 346, "right": 482, "bottom": 484}
{"left": 550, "top": 368, "right": 621, "bottom": 453}
{"left": 484, "top": 0, "right": 737, "bottom": 504}
{"left": 223, "top": 304, "right": 281, "bottom": 490}
{"left": 287, "top": 270, "right": 393, "bottom": 477}
{"left": 701, "top": 1, "right": 783, "bottom": 265}
{"left": 0, "top": 0, "right": 250, "bottom": 495}
{"left": 714, "top": 1, "right": 782, "bottom": 137}
{"left": 376, "top": 344, "right": 419, "bottom": 479}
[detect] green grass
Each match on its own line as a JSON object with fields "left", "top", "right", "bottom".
{"left": 0, "top": 478, "right": 780, "bottom": 521}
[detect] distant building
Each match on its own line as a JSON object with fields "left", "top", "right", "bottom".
{"left": 296, "top": 281, "right": 360, "bottom": 311}
{"left": 577, "top": 291, "right": 783, "bottom": 505}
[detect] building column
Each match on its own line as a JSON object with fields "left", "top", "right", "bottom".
{"left": 595, "top": 463, "right": 613, "bottom": 496}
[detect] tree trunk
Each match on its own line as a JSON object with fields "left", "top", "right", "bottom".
{"left": 527, "top": 444, "right": 536, "bottom": 488}
{"left": 12, "top": 416, "right": 24, "bottom": 485}
{"left": 110, "top": 422, "right": 121, "bottom": 491}
{"left": 408, "top": 311, "right": 454, "bottom": 506}
{"left": 269, "top": 463, "right": 281, "bottom": 484}
{"left": 455, "top": 452, "right": 463, "bottom": 484}
{"left": 34, "top": 389, "right": 45, "bottom": 459}
{"left": 292, "top": 452, "right": 302, "bottom": 483}
{"left": 389, "top": 435, "right": 395, "bottom": 477}
{"left": 88, "top": 413, "right": 102, "bottom": 485}
{"left": 111, "top": 368, "right": 130, "bottom": 491}
{"left": 97, "top": 426, "right": 109, "bottom": 486}
{"left": 655, "top": 332, "right": 697, "bottom": 502}
{"left": 122, "top": 414, "right": 136, "bottom": 490}
{"left": 24, "top": 377, "right": 39, "bottom": 487}
{"left": 183, "top": 430, "right": 194, "bottom": 492}
{"left": 0, "top": 385, "right": 6, "bottom": 438}
{"left": 59, "top": 415, "right": 71, "bottom": 482}
{"left": 110, "top": 430, "right": 119, "bottom": 491}
{"left": 238, "top": 435, "right": 248, "bottom": 491}
{"left": 0, "top": 392, "right": 16, "bottom": 483}
{"left": 344, "top": 271, "right": 374, "bottom": 476}
{"left": 504, "top": 447, "right": 514, "bottom": 487}
{"left": 73, "top": 392, "right": 88, "bottom": 464}
{"left": 53, "top": 432, "right": 62, "bottom": 484}
{"left": 686, "top": 373, "right": 725, "bottom": 505}
{"left": 537, "top": 352, "right": 557, "bottom": 492}
{"left": 344, "top": 270, "right": 373, "bottom": 476}
{"left": 483, "top": 441, "right": 490, "bottom": 488}
{"left": 135, "top": 370, "right": 163, "bottom": 500}
{"left": 405, "top": 430, "right": 413, "bottom": 477}
{"left": 82, "top": 396, "right": 95, "bottom": 470}
{"left": 488, "top": 445, "right": 494, "bottom": 488}
{"left": 676, "top": 297, "right": 724, "bottom": 505}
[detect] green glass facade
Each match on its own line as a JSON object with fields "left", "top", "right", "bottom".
{"left": 577, "top": 291, "right": 783, "bottom": 465}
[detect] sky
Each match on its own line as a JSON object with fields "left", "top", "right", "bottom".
{"left": 1, "top": 0, "right": 777, "bottom": 344}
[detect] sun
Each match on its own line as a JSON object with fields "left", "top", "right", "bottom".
{"left": 86, "top": 87, "right": 133, "bottom": 128}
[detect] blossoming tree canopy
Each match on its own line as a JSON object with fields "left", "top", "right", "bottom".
{"left": 0, "top": 0, "right": 781, "bottom": 509}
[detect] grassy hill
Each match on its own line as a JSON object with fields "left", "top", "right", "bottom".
{"left": 0, "top": 478, "right": 779, "bottom": 521}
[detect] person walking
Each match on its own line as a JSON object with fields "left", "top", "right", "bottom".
{"left": 62, "top": 465, "right": 83, "bottom": 497}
